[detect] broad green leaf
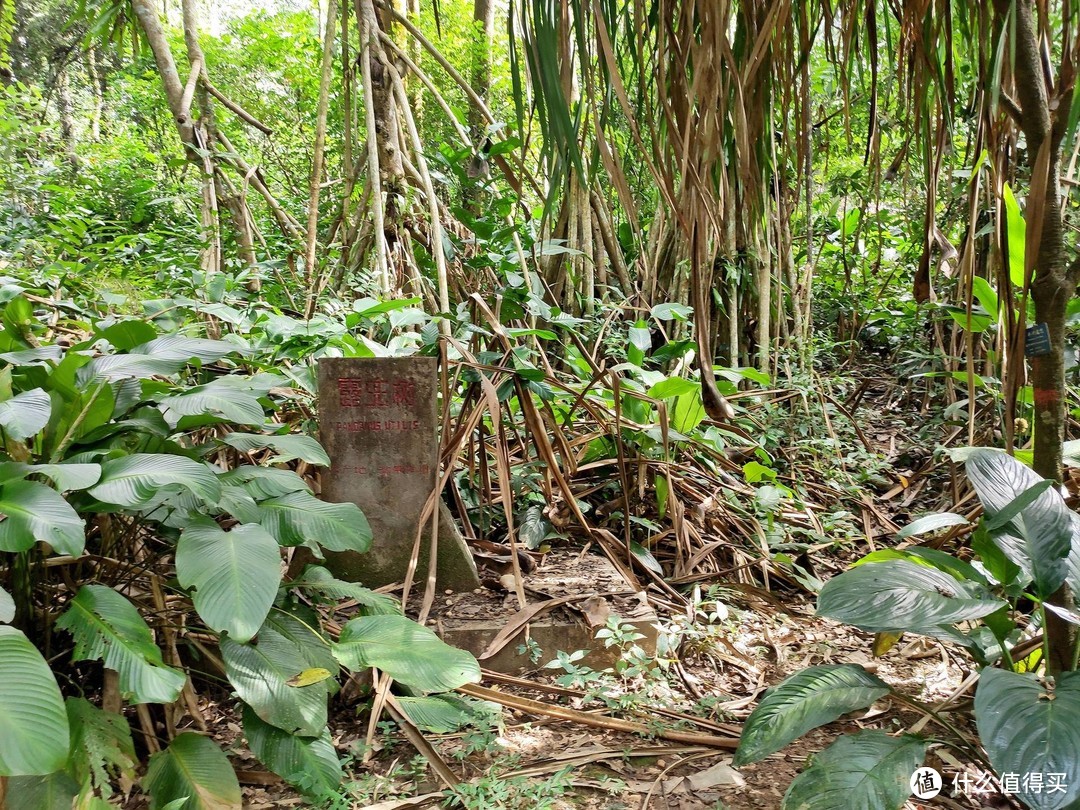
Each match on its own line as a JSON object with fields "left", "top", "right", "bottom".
{"left": 396, "top": 694, "right": 501, "bottom": 733}
{"left": 966, "top": 449, "right": 1072, "bottom": 599}
{"left": 1003, "top": 183, "right": 1027, "bottom": 288}
{"left": 896, "top": 512, "right": 969, "bottom": 539}
{"left": 972, "top": 276, "right": 999, "bottom": 318}
{"left": 334, "top": 615, "right": 480, "bottom": 693}
{"left": 257, "top": 491, "right": 371, "bottom": 553}
{"left": 218, "top": 467, "right": 310, "bottom": 500}
{"left": 143, "top": 732, "right": 241, "bottom": 810}
{"left": 177, "top": 521, "right": 281, "bottom": 643}
{"left": 650, "top": 302, "right": 692, "bottom": 321}
{"left": 221, "top": 632, "right": 329, "bottom": 737}
{"left": 290, "top": 565, "right": 400, "bottom": 615}
{"left": 5, "top": 772, "right": 80, "bottom": 810}
{"left": 670, "top": 389, "right": 706, "bottom": 434}
{"left": 65, "top": 697, "right": 137, "bottom": 798}
{"left": 159, "top": 386, "right": 266, "bottom": 428}
{"left": 0, "top": 585, "right": 13, "bottom": 623}
{"left": 781, "top": 731, "right": 928, "bottom": 810}
{"left": 647, "top": 377, "right": 699, "bottom": 399}
{"left": 975, "top": 668, "right": 1080, "bottom": 810}
{"left": 817, "top": 560, "right": 1005, "bottom": 638}
{"left": 78, "top": 355, "right": 186, "bottom": 384}
{"left": 0, "top": 346, "right": 62, "bottom": 364}
{"left": 219, "top": 433, "right": 330, "bottom": 466}
{"left": 132, "top": 335, "right": 241, "bottom": 363}
{"left": 27, "top": 462, "right": 102, "bottom": 492}
{"left": 263, "top": 609, "right": 339, "bottom": 674}
{"left": 57, "top": 585, "right": 185, "bottom": 704}
{"left": 242, "top": 706, "right": 342, "bottom": 797}
{"left": 0, "top": 388, "right": 51, "bottom": 438}
{"left": 0, "top": 479, "right": 85, "bottom": 555}
{"left": 0, "top": 626, "right": 70, "bottom": 775}
{"left": 628, "top": 321, "right": 651, "bottom": 365}
{"left": 219, "top": 613, "right": 332, "bottom": 738}
{"left": 95, "top": 320, "right": 157, "bottom": 351}
{"left": 90, "top": 454, "right": 221, "bottom": 508}
{"left": 734, "top": 665, "right": 891, "bottom": 766}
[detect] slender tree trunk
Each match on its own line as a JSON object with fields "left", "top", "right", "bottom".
{"left": 304, "top": 0, "right": 339, "bottom": 316}
{"left": 131, "top": 0, "right": 196, "bottom": 150}
{"left": 1008, "top": 0, "right": 1079, "bottom": 673}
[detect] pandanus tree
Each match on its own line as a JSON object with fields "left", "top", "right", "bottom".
{"left": 513, "top": 0, "right": 1080, "bottom": 668}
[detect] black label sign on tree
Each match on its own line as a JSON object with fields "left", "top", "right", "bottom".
{"left": 316, "top": 357, "right": 479, "bottom": 591}
{"left": 1025, "top": 323, "right": 1052, "bottom": 358}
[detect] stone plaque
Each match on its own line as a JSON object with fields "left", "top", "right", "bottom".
{"left": 317, "top": 357, "right": 479, "bottom": 591}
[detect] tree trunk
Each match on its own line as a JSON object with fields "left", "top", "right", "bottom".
{"left": 464, "top": 0, "right": 494, "bottom": 212}
{"left": 1009, "top": 0, "right": 1078, "bottom": 673}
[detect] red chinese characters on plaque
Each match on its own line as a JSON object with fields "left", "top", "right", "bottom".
{"left": 337, "top": 377, "right": 416, "bottom": 409}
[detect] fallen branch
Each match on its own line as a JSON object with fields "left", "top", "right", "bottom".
{"left": 456, "top": 683, "right": 740, "bottom": 749}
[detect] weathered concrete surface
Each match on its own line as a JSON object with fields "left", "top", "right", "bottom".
{"left": 438, "top": 611, "right": 658, "bottom": 674}
{"left": 317, "top": 357, "right": 479, "bottom": 591}
{"left": 429, "top": 552, "right": 657, "bottom": 674}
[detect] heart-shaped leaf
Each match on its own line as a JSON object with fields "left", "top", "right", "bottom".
{"left": 975, "top": 668, "right": 1080, "bottom": 810}
{"left": 177, "top": 521, "right": 281, "bottom": 642}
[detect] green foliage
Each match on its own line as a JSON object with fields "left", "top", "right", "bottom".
{"left": 734, "top": 665, "right": 891, "bottom": 766}
{"left": 0, "top": 626, "right": 70, "bottom": 775}
{"left": 740, "top": 448, "right": 1080, "bottom": 809}
{"left": 333, "top": 615, "right": 482, "bottom": 693}
{"left": 781, "top": 732, "right": 928, "bottom": 810}
{"left": 0, "top": 284, "right": 482, "bottom": 805}
{"left": 143, "top": 733, "right": 243, "bottom": 810}
{"left": 974, "top": 669, "right": 1080, "bottom": 810}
